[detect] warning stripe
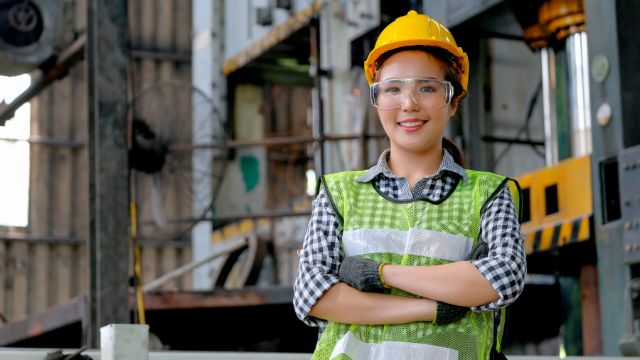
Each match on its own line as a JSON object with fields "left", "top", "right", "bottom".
{"left": 525, "top": 215, "right": 591, "bottom": 254}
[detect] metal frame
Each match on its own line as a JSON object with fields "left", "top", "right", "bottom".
{"left": 584, "top": 0, "right": 640, "bottom": 355}
{"left": 0, "top": 349, "right": 633, "bottom": 360}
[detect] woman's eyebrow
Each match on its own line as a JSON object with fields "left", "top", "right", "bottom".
{"left": 380, "top": 76, "right": 442, "bottom": 82}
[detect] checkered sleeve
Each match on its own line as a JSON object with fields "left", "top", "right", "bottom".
{"left": 293, "top": 187, "right": 343, "bottom": 327}
{"left": 471, "top": 184, "right": 527, "bottom": 311}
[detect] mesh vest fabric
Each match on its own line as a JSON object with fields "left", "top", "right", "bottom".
{"left": 313, "top": 169, "right": 516, "bottom": 360}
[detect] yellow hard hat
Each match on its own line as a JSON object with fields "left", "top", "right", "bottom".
{"left": 364, "top": 10, "right": 469, "bottom": 90}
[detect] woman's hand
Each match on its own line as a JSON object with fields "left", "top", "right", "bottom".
{"left": 337, "top": 256, "right": 388, "bottom": 292}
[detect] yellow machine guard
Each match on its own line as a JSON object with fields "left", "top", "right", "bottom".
{"left": 516, "top": 155, "right": 593, "bottom": 254}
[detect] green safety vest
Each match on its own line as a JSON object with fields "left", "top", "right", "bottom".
{"left": 313, "top": 169, "right": 521, "bottom": 360}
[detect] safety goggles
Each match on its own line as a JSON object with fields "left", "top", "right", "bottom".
{"left": 370, "top": 77, "right": 454, "bottom": 110}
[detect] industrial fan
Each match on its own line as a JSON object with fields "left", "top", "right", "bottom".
{"left": 128, "top": 81, "right": 228, "bottom": 242}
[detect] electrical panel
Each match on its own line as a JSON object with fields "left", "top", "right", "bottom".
{"left": 620, "top": 144, "right": 640, "bottom": 264}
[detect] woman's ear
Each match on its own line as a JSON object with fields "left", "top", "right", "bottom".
{"left": 448, "top": 100, "right": 459, "bottom": 117}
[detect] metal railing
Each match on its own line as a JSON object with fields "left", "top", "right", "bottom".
{"left": 0, "top": 349, "right": 637, "bottom": 360}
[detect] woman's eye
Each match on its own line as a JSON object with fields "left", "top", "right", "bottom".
{"left": 384, "top": 86, "right": 401, "bottom": 94}
{"left": 419, "top": 86, "right": 436, "bottom": 93}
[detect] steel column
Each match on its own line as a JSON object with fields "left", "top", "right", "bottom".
{"left": 565, "top": 32, "right": 592, "bottom": 157}
{"left": 86, "top": 0, "right": 130, "bottom": 347}
{"left": 462, "top": 33, "right": 492, "bottom": 170}
{"left": 585, "top": 0, "right": 640, "bottom": 354}
{"left": 541, "top": 47, "right": 558, "bottom": 166}
{"left": 310, "top": 19, "right": 325, "bottom": 176}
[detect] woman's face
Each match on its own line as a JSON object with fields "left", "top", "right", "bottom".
{"left": 375, "top": 50, "right": 457, "bottom": 155}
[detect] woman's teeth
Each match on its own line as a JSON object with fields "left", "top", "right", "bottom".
{"left": 399, "top": 121, "right": 426, "bottom": 127}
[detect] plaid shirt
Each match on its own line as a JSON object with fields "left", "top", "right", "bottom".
{"left": 293, "top": 149, "right": 526, "bottom": 328}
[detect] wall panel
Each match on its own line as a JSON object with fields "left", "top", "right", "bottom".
{"left": 0, "top": 0, "right": 195, "bottom": 323}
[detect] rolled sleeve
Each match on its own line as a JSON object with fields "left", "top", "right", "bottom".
{"left": 471, "top": 185, "right": 527, "bottom": 311}
{"left": 293, "top": 188, "right": 343, "bottom": 327}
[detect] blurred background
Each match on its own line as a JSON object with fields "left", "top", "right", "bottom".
{"left": 0, "top": 0, "right": 638, "bottom": 357}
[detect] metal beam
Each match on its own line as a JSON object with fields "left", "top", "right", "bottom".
{"left": 422, "top": 0, "right": 504, "bottom": 28}
{"left": 138, "top": 286, "right": 295, "bottom": 311}
{"left": 222, "top": 1, "right": 322, "bottom": 76}
{"left": 0, "top": 296, "right": 85, "bottom": 346}
{"left": 86, "top": 0, "right": 130, "bottom": 348}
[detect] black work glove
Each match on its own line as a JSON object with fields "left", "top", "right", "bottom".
{"left": 337, "top": 256, "right": 387, "bottom": 292}
{"left": 434, "top": 241, "right": 489, "bottom": 325}
{"left": 468, "top": 241, "right": 489, "bottom": 260}
{"left": 434, "top": 301, "right": 468, "bottom": 325}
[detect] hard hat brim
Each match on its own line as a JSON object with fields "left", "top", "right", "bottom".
{"left": 364, "top": 40, "right": 469, "bottom": 91}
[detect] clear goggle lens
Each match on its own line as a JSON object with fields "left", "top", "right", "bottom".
{"left": 370, "top": 78, "right": 454, "bottom": 109}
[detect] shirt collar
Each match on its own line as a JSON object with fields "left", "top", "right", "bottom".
{"left": 356, "top": 148, "right": 468, "bottom": 183}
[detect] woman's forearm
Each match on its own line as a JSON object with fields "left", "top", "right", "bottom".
{"left": 382, "top": 261, "right": 500, "bottom": 307}
{"left": 309, "top": 283, "right": 436, "bottom": 325}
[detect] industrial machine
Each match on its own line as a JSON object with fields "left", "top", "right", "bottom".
{"left": 420, "top": 0, "right": 639, "bottom": 355}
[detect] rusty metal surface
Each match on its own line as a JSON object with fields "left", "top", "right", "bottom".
{"left": 0, "top": 296, "right": 85, "bottom": 346}
{"left": 139, "top": 286, "right": 294, "bottom": 311}
{"left": 0, "top": 286, "right": 294, "bottom": 346}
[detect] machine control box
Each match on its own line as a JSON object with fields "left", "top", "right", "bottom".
{"left": 620, "top": 145, "right": 640, "bottom": 264}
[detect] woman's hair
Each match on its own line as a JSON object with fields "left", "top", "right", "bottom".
{"left": 374, "top": 45, "right": 466, "bottom": 166}
{"left": 442, "top": 137, "right": 465, "bottom": 167}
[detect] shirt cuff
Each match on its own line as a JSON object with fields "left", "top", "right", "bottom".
{"left": 469, "top": 258, "right": 508, "bottom": 311}
{"left": 293, "top": 270, "right": 340, "bottom": 327}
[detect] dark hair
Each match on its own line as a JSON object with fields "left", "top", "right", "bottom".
{"left": 443, "top": 137, "right": 465, "bottom": 167}
{"left": 374, "top": 46, "right": 467, "bottom": 166}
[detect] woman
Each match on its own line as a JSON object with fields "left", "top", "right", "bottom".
{"left": 293, "top": 10, "right": 526, "bottom": 360}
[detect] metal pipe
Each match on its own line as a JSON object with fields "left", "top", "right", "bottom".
{"left": 139, "top": 209, "right": 311, "bottom": 225}
{"left": 169, "top": 133, "right": 387, "bottom": 151}
{"left": 0, "top": 34, "right": 86, "bottom": 126}
{"left": 0, "top": 136, "right": 85, "bottom": 148}
{"left": 565, "top": 32, "right": 592, "bottom": 156}
{"left": 541, "top": 47, "right": 558, "bottom": 165}
{"left": 142, "top": 236, "right": 248, "bottom": 293}
{"left": 481, "top": 135, "right": 544, "bottom": 146}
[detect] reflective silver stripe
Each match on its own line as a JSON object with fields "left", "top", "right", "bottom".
{"left": 342, "top": 228, "right": 472, "bottom": 261}
{"left": 330, "top": 331, "right": 458, "bottom": 360}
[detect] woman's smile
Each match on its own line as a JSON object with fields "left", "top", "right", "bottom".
{"left": 397, "top": 118, "right": 428, "bottom": 131}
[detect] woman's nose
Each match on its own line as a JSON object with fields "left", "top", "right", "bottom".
{"left": 400, "top": 90, "right": 419, "bottom": 110}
